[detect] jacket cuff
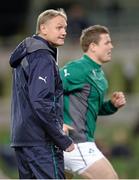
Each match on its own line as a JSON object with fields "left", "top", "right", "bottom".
{"left": 59, "top": 136, "right": 73, "bottom": 151}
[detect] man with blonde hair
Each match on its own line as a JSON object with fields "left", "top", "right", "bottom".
{"left": 9, "top": 9, "right": 74, "bottom": 179}
{"left": 60, "top": 25, "right": 126, "bottom": 179}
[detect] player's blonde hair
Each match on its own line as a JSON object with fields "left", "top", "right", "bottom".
{"left": 36, "top": 9, "right": 67, "bottom": 34}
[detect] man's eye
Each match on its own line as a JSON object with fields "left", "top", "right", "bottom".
{"left": 57, "top": 26, "right": 62, "bottom": 30}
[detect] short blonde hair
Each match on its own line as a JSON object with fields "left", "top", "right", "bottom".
{"left": 80, "top": 25, "right": 110, "bottom": 52}
{"left": 36, "top": 9, "right": 67, "bottom": 34}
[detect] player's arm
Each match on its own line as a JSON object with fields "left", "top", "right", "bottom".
{"left": 99, "top": 92, "right": 126, "bottom": 115}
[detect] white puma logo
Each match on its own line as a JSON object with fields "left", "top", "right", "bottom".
{"left": 64, "top": 69, "right": 70, "bottom": 77}
{"left": 38, "top": 76, "right": 47, "bottom": 83}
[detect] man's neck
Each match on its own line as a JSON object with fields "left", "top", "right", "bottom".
{"left": 85, "top": 52, "right": 102, "bottom": 65}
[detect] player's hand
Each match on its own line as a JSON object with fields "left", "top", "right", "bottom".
{"left": 111, "top": 91, "right": 126, "bottom": 108}
{"left": 63, "top": 124, "right": 74, "bottom": 135}
{"left": 65, "top": 143, "right": 75, "bottom": 152}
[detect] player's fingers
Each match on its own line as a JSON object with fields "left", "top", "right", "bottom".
{"left": 115, "top": 92, "right": 125, "bottom": 100}
{"left": 115, "top": 99, "right": 126, "bottom": 107}
{"left": 65, "top": 143, "right": 75, "bottom": 152}
{"left": 63, "top": 124, "right": 74, "bottom": 130}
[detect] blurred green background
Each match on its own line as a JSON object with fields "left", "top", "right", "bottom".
{"left": 0, "top": 0, "right": 139, "bottom": 178}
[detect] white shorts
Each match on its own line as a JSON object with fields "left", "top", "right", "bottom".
{"left": 64, "top": 142, "right": 104, "bottom": 174}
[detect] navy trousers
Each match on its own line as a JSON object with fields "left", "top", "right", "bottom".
{"left": 14, "top": 144, "right": 65, "bottom": 179}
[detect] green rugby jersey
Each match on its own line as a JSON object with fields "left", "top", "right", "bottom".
{"left": 60, "top": 54, "right": 117, "bottom": 143}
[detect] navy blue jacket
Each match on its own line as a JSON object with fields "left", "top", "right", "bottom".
{"left": 9, "top": 35, "right": 72, "bottom": 150}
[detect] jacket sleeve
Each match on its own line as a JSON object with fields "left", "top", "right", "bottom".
{"left": 98, "top": 100, "right": 118, "bottom": 115}
{"left": 28, "top": 50, "right": 72, "bottom": 150}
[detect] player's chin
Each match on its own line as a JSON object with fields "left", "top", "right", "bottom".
{"left": 106, "top": 56, "right": 111, "bottom": 62}
{"left": 104, "top": 58, "right": 111, "bottom": 63}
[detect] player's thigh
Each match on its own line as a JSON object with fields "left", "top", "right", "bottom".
{"left": 80, "top": 157, "right": 118, "bottom": 179}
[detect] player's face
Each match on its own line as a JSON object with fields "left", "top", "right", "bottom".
{"left": 94, "top": 33, "right": 113, "bottom": 64}
{"left": 40, "top": 15, "right": 67, "bottom": 47}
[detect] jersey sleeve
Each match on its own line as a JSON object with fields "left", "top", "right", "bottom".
{"left": 98, "top": 100, "right": 118, "bottom": 115}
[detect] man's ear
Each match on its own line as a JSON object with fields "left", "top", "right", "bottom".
{"left": 40, "top": 24, "right": 47, "bottom": 35}
{"left": 89, "top": 42, "right": 96, "bottom": 52}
